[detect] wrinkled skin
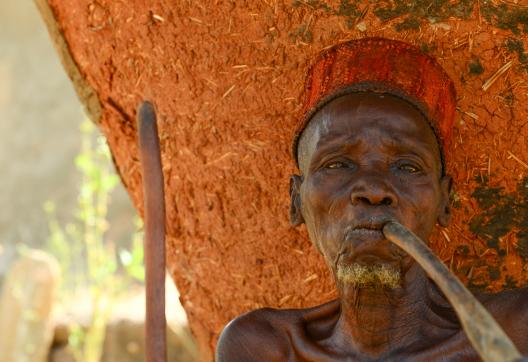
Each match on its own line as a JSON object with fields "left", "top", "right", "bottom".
{"left": 216, "top": 93, "right": 528, "bottom": 361}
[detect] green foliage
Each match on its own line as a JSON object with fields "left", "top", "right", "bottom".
{"left": 119, "top": 218, "right": 145, "bottom": 283}
{"left": 44, "top": 119, "right": 144, "bottom": 362}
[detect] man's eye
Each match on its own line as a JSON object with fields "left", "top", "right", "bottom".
{"left": 398, "top": 164, "right": 420, "bottom": 173}
{"left": 325, "top": 161, "right": 346, "bottom": 169}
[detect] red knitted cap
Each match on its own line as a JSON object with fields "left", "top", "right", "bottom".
{"left": 292, "top": 37, "right": 456, "bottom": 169}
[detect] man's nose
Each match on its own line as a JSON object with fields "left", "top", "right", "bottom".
{"left": 350, "top": 176, "right": 397, "bottom": 206}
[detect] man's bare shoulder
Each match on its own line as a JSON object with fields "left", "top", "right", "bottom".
{"left": 479, "top": 287, "right": 528, "bottom": 316}
{"left": 215, "top": 307, "right": 297, "bottom": 362}
{"left": 478, "top": 287, "right": 528, "bottom": 353}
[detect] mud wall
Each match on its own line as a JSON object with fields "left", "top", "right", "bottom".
{"left": 40, "top": 0, "right": 528, "bottom": 359}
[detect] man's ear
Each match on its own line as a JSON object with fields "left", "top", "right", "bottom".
{"left": 289, "top": 175, "right": 304, "bottom": 226}
{"left": 437, "top": 175, "right": 453, "bottom": 227}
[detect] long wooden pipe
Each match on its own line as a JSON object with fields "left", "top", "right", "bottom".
{"left": 137, "top": 101, "right": 167, "bottom": 362}
{"left": 383, "top": 221, "right": 524, "bottom": 362}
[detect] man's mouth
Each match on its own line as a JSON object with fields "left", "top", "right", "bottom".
{"left": 336, "top": 216, "right": 408, "bottom": 273}
{"left": 348, "top": 228, "right": 384, "bottom": 239}
{"left": 345, "top": 217, "right": 392, "bottom": 241}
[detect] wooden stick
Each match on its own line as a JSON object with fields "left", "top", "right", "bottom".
{"left": 137, "top": 101, "right": 167, "bottom": 362}
{"left": 383, "top": 221, "right": 522, "bottom": 362}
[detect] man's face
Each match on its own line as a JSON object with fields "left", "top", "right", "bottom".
{"left": 292, "top": 93, "right": 451, "bottom": 288}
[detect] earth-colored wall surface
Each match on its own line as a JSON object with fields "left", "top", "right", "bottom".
{"left": 41, "top": 0, "right": 528, "bottom": 359}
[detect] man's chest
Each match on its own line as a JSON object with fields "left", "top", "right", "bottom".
{"left": 285, "top": 330, "right": 480, "bottom": 362}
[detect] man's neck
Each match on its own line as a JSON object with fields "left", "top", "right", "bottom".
{"left": 332, "top": 263, "right": 458, "bottom": 358}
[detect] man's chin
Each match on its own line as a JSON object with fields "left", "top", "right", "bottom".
{"left": 336, "top": 261, "right": 402, "bottom": 289}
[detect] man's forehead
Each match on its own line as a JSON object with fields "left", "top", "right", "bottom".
{"left": 297, "top": 93, "right": 441, "bottom": 173}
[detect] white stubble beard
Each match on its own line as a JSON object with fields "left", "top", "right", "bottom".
{"left": 336, "top": 262, "right": 402, "bottom": 289}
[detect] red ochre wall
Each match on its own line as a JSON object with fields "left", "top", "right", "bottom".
{"left": 42, "top": 0, "right": 528, "bottom": 359}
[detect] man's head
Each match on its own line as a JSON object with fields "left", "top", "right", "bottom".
{"left": 289, "top": 38, "right": 456, "bottom": 290}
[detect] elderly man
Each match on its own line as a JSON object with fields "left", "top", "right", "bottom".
{"left": 215, "top": 38, "right": 528, "bottom": 361}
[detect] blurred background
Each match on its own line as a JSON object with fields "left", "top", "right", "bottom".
{"left": 0, "top": 2, "right": 197, "bottom": 361}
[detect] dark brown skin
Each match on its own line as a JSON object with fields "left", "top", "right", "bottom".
{"left": 216, "top": 93, "right": 528, "bottom": 361}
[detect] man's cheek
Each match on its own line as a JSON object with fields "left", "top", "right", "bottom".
{"left": 305, "top": 179, "right": 336, "bottom": 209}
{"left": 400, "top": 199, "right": 438, "bottom": 240}
{"left": 311, "top": 220, "right": 340, "bottom": 254}
{"left": 396, "top": 200, "right": 429, "bottom": 238}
